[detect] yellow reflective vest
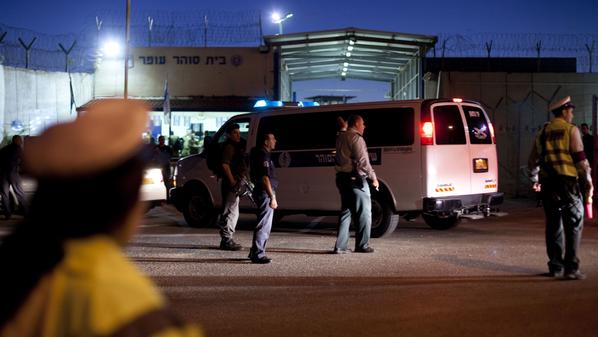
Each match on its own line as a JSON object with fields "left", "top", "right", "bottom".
{"left": 0, "top": 235, "right": 202, "bottom": 337}
{"left": 536, "top": 118, "right": 578, "bottom": 178}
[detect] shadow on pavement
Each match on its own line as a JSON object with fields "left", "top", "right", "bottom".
{"left": 434, "top": 254, "right": 544, "bottom": 274}
{"left": 132, "top": 257, "right": 250, "bottom": 264}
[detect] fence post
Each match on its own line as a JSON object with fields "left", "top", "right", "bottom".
{"left": 148, "top": 16, "right": 154, "bottom": 47}
{"left": 0, "top": 31, "right": 6, "bottom": 64}
{"left": 204, "top": 15, "right": 208, "bottom": 47}
{"left": 485, "top": 40, "right": 493, "bottom": 71}
{"left": 58, "top": 41, "right": 76, "bottom": 72}
{"left": 440, "top": 39, "right": 448, "bottom": 71}
{"left": 18, "top": 37, "right": 36, "bottom": 69}
{"left": 535, "top": 40, "right": 542, "bottom": 72}
{"left": 586, "top": 41, "right": 595, "bottom": 73}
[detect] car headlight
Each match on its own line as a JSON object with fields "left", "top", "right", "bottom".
{"left": 143, "top": 168, "right": 163, "bottom": 185}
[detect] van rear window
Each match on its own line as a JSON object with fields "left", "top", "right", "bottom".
{"left": 432, "top": 105, "right": 466, "bottom": 145}
{"left": 462, "top": 105, "right": 492, "bottom": 144}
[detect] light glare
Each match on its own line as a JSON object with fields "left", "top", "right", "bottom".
{"left": 102, "top": 40, "right": 122, "bottom": 58}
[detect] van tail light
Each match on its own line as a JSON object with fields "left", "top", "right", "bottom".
{"left": 421, "top": 121, "right": 434, "bottom": 145}
{"left": 489, "top": 122, "right": 496, "bottom": 144}
{"left": 452, "top": 98, "right": 463, "bottom": 103}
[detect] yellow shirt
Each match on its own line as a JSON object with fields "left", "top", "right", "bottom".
{"left": 1, "top": 235, "right": 202, "bottom": 337}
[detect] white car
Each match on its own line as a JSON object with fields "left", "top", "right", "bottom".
{"left": 1, "top": 168, "right": 167, "bottom": 213}
{"left": 141, "top": 167, "right": 168, "bottom": 204}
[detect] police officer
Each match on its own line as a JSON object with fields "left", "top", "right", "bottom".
{"left": 334, "top": 114, "right": 378, "bottom": 254}
{"left": 0, "top": 135, "right": 28, "bottom": 219}
{"left": 218, "top": 123, "right": 248, "bottom": 251}
{"left": 528, "top": 96, "right": 592, "bottom": 280}
{"left": 248, "top": 133, "right": 278, "bottom": 264}
{"left": 0, "top": 100, "right": 201, "bottom": 337}
{"left": 580, "top": 123, "right": 594, "bottom": 172}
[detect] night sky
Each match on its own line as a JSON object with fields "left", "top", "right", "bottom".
{"left": 1, "top": 0, "right": 596, "bottom": 101}
{"left": 2, "top": 0, "right": 597, "bottom": 36}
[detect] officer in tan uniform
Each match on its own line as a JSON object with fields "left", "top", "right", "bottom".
{"left": 0, "top": 100, "right": 202, "bottom": 337}
{"left": 528, "top": 96, "right": 592, "bottom": 280}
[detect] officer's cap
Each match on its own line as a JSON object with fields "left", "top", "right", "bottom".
{"left": 24, "top": 99, "right": 149, "bottom": 178}
{"left": 549, "top": 96, "right": 575, "bottom": 112}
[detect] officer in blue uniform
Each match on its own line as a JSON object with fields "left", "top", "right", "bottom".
{"left": 248, "top": 133, "right": 278, "bottom": 264}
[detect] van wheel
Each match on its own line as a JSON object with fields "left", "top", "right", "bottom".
{"left": 183, "top": 187, "right": 217, "bottom": 228}
{"left": 422, "top": 213, "right": 460, "bottom": 230}
{"left": 371, "top": 194, "right": 399, "bottom": 238}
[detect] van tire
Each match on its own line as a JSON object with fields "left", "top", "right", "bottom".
{"left": 422, "top": 213, "right": 460, "bottom": 230}
{"left": 183, "top": 186, "right": 217, "bottom": 228}
{"left": 371, "top": 194, "right": 399, "bottom": 238}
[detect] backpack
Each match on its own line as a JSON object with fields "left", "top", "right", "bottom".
{"left": 205, "top": 140, "right": 224, "bottom": 176}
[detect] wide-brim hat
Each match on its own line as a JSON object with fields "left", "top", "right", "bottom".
{"left": 549, "top": 96, "right": 575, "bottom": 112}
{"left": 24, "top": 99, "right": 149, "bottom": 178}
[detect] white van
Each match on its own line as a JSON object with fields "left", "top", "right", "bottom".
{"left": 170, "top": 98, "right": 503, "bottom": 237}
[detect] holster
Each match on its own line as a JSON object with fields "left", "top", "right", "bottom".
{"left": 540, "top": 176, "right": 580, "bottom": 206}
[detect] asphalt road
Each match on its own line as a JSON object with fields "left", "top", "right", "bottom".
{"left": 134, "top": 199, "right": 598, "bottom": 337}
{"left": 2, "top": 199, "right": 598, "bottom": 336}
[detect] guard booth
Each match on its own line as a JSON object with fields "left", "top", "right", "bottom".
{"left": 264, "top": 28, "right": 437, "bottom": 101}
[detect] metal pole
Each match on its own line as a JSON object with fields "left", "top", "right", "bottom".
{"left": 593, "top": 94, "right": 597, "bottom": 190}
{"left": 278, "top": 22, "right": 283, "bottom": 35}
{"left": 593, "top": 94, "right": 597, "bottom": 139}
{"left": 148, "top": 16, "right": 153, "bottom": 47}
{"left": 204, "top": 15, "right": 208, "bottom": 47}
{"left": 124, "top": 0, "right": 131, "bottom": 99}
{"left": 586, "top": 41, "right": 595, "bottom": 73}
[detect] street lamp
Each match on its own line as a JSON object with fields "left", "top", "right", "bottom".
{"left": 271, "top": 12, "right": 293, "bottom": 35}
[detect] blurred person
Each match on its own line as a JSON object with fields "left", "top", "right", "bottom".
{"left": 337, "top": 116, "right": 348, "bottom": 133}
{"left": 248, "top": 133, "right": 278, "bottom": 264}
{"left": 0, "top": 135, "right": 28, "bottom": 219}
{"left": 0, "top": 100, "right": 201, "bottom": 337}
{"left": 528, "top": 96, "right": 592, "bottom": 280}
{"left": 217, "top": 123, "right": 248, "bottom": 251}
{"left": 154, "top": 135, "right": 172, "bottom": 192}
{"left": 333, "top": 114, "right": 378, "bottom": 254}
{"left": 580, "top": 123, "right": 594, "bottom": 172}
{"left": 173, "top": 137, "right": 185, "bottom": 157}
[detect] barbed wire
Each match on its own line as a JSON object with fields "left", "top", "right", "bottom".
{"left": 1, "top": 15, "right": 597, "bottom": 73}
{"left": 429, "top": 32, "right": 598, "bottom": 72}
{"left": 0, "top": 9, "right": 263, "bottom": 72}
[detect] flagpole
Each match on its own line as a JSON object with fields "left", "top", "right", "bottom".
{"left": 124, "top": 0, "right": 131, "bottom": 99}
{"left": 163, "top": 78, "right": 171, "bottom": 141}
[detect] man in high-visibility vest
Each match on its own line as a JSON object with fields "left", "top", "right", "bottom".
{"left": 528, "top": 96, "right": 592, "bottom": 280}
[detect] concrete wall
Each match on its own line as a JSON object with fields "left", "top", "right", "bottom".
{"left": 425, "top": 72, "right": 598, "bottom": 197}
{"left": 94, "top": 47, "right": 275, "bottom": 98}
{"left": 0, "top": 65, "right": 93, "bottom": 142}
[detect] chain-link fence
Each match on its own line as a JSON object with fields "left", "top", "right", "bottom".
{"left": 0, "top": 9, "right": 263, "bottom": 73}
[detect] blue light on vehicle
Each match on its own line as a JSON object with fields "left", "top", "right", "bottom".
{"left": 253, "top": 99, "right": 268, "bottom": 108}
{"left": 253, "top": 99, "right": 320, "bottom": 109}
{"left": 253, "top": 100, "right": 284, "bottom": 108}
{"left": 297, "top": 101, "right": 320, "bottom": 107}
{"left": 10, "top": 120, "right": 24, "bottom": 132}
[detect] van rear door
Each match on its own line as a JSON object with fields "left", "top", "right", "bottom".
{"left": 461, "top": 103, "right": 498, "bottom": 195}
{"left": 425, "top": 102, "right": 470, "bottom": 197}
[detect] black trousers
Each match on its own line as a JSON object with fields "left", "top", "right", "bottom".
{"left": 540, "top": 177, "right": 584, "bottom": 273}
